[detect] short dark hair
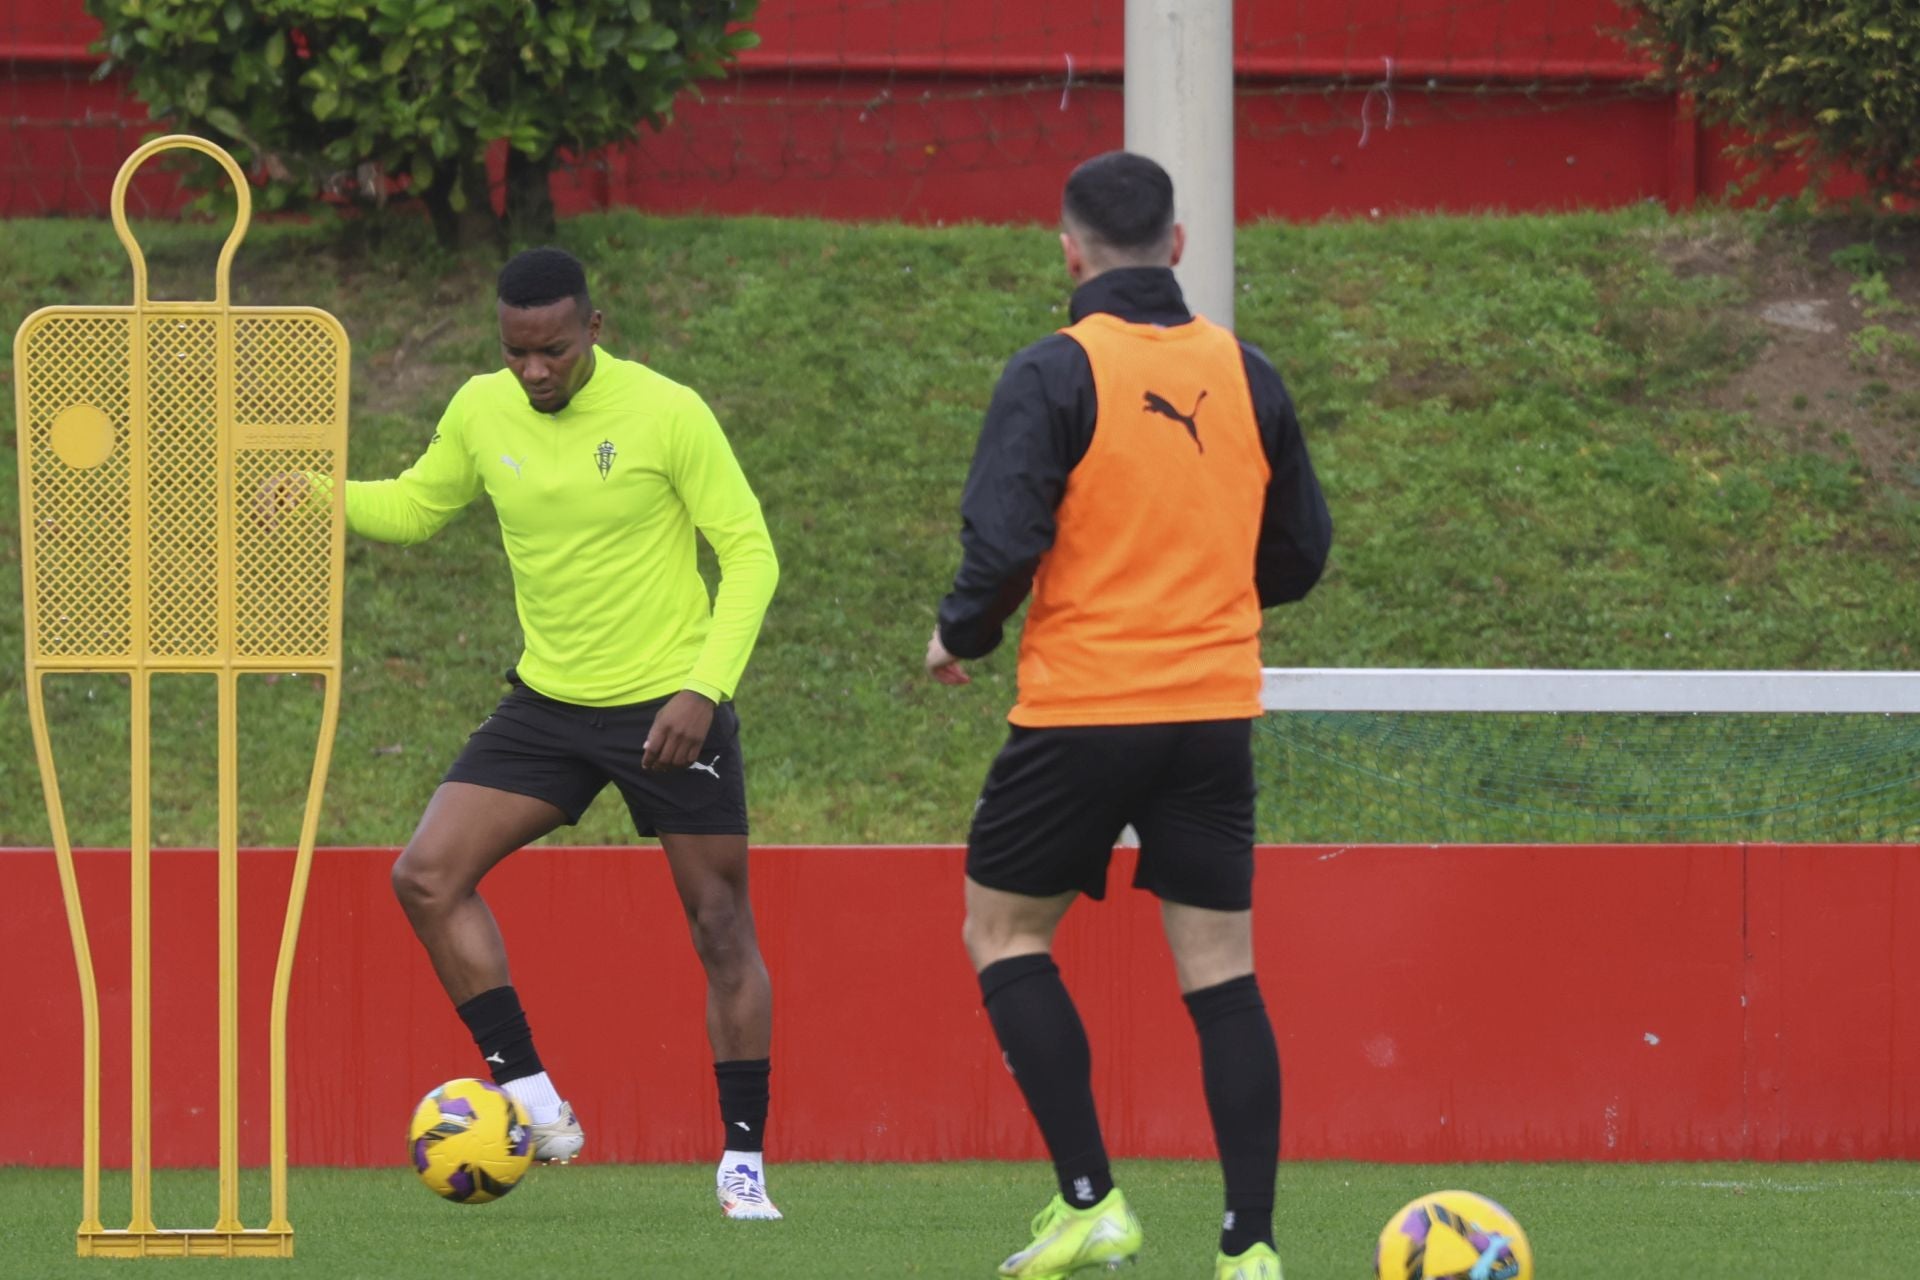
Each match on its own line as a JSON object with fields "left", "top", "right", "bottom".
{"left": 1061, "top": 151, "right": 1175, "bottom": 252}
{"left": 497, "top": 246, "right": 591, "bottom": 313}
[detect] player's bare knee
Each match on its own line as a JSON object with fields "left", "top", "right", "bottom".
{"left": 688, "top": 897, "right": 753, "bottom": 973}
{"left": 960, "top": 912, "right": 990, "bottom": 968}
{"left": 1171, "top": 949, "right": 1253, "bottom": 994}
{"left": 1164, "top": 930, "right": 1254, "bottom": 993}
{"left": 388, "top": 856, "right": 430, "bottom": 915}
{"left": 390, "top": 851, "right": 459, "bottom": 918}
{"left": 962, "top": 910, "right": 1038, "bottom": 970}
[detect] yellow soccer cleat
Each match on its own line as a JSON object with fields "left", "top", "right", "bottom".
{"left": 1215, "top": 1241, "right": 1283, "bottom": 1280}
{"left": 997, "top": 1188, "right": 1143, "bottom": 1279}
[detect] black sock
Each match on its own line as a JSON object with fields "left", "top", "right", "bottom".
{"left": 454, "top": 985, "right": 545, "bottom": 1086}
{"left": 715, "top": 1058, "right": 770, "bottom": 1153}
{"left": 979, "top": 954, "right": 1114, "bottom": 1208}
{"left": 1184, "top": 974, "right": 1280, "bottom": 1255}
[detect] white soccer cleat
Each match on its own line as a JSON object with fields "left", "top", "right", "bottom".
{"left": 526, "top": 1101, "right": 584, "bottom": 1164}
{"left": 717, "top": 1161, "right": 783, "bottom": 1220}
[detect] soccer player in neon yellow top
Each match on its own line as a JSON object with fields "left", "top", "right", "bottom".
{"left": 287, "top": 247, "right": 782, "bottom": 1217}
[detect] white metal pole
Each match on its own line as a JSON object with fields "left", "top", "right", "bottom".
{"left": 1125, "top": 0, "right": 1236, "bottom": 330}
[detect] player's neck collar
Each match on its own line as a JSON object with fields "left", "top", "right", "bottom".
{"left": 1069, "top": 267, "right": 1190, "bottom": 327}
{"left": 560, "top": 344, "right": 610, "bottom": 413}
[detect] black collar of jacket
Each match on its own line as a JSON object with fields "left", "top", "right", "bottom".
{"left": 1067, "top": 266, "right": 1193, "bottom": 327}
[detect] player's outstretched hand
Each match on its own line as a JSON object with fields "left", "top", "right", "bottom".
{"left": 926, "top": 626, "right": 970, "bottom": 686}
{"left": 253, "top": 472, "right": 311, "bottom": 531}
{"left": 643, "top": 689, "right": 717, "bottom": 770}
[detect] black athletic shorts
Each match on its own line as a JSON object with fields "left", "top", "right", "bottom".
{"left": 966, "top": 718, "right": 1257, "bottom": 911}
{"left": 443, "top": 672, "right": 748, "bottom": 836}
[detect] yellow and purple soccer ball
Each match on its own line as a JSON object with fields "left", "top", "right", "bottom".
{"left": 408, "top": 1078, "right": 533, "bottom": 1204}
{"left": 1375, "top": 1189, "right": 1533, "bottom": 1280}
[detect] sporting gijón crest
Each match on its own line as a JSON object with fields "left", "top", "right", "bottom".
{"left": 595, "top": 439, "right": 616, "bottom": 479}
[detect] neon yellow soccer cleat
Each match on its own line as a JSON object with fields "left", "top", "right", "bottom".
{"left": 997, "top": 1188, "right": 1143, "bottom": 1278}
{"left": 1215, "top": 1241, "right": 1283, "bottom": 1280}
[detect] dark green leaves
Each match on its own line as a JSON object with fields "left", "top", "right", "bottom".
{"left": 1631, "top": 1, "right": 1920, "bottom": 204}
{"left": 83, "top": 0, "right": 763, "bottom": 239}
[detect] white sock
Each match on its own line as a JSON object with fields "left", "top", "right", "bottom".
{"left": 719, "top": 1149, "right": 766, "bottom": 1182}
{"left": 502, "top": 1071, "right": 563, "bottom": 1125}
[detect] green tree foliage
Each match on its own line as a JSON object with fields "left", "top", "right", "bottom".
{"left": 87, "top": 0, "right": 760, "bottom": 246}
{"left": 1631, "top": 1, "right": 1920, "bottom": 203}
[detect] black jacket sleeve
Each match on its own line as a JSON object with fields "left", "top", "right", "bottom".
{"left": 936, "top": 334, "right": 1096, "bottom": 659}
{"left": 1242, "top": 342, "right": 1333, "bottom": 606}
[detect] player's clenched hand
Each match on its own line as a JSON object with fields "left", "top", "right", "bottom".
{"left": 926, "top": 626, "right": 970, "bottom": 686}
{"left": 253, "top": 472, "right": 311, "bottom": 531}
{"left": 643, "top": 690, "right": 716, "bottom": 770}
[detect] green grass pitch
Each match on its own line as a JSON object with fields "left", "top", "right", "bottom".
{"left": 10, "top": 208, "right": 1920, "bottom": 848}
{"left": 3, "top": 1160, "right": 1915, "bottom": 1276}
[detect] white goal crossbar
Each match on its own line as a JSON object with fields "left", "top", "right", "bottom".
{"left": 1259, "top": 669, "right": 1920, "bottom": 715}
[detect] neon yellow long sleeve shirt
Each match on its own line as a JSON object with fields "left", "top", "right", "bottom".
{"left": 341, "top": 349, "right": 778, "bottom": 706}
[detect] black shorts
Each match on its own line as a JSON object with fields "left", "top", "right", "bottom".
{"left": 443, "top": 674, "right": 748, "bottom": 836}
{"left": 967, "top": 718, "right": 1257, "bottom": 911}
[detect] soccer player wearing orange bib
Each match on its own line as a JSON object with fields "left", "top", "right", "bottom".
{"left": 927, "top": 153, "right": 1332, "bottom": 1280}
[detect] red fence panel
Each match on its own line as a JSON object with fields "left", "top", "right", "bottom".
{"left": 1753, "top": 845, "right": 1920, "bottom": 1160}
{"left": 4, "top": 843, "right": 1917, "bottom": 1168}
{"left": 1, "top": 0, "right": 1807, "bottom": 221}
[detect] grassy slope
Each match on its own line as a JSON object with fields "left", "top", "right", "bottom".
{"left": 2, "top": 1161, "right": 1915, "bottom": 1278}
{"left": 3, "top": 208, "right": 1918, "bottom": 846}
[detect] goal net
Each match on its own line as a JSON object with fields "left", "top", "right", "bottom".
{"left": 1255, "top": 669, "right": 1920, "bottom": 844}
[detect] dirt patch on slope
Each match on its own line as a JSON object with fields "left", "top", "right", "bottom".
{"left": 1695, "top": 217, "right": 1920, "bottom": 487}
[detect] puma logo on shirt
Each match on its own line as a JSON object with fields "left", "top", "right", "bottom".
{"left": 1142, "top": 389, "right": 1207, "bottom": 453}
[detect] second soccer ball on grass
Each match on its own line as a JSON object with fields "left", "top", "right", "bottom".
{"left": 1374, "top": 1189, "right": 1533, "bottom": 1280}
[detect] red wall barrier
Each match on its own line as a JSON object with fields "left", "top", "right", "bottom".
{"left": 4, "top": 843, "right": 1916, "bottom": 1168}
{"left": 2, "top": 0, "right": 1832, "bottom": 221}
{"left": 737, "top": 0, "right": 1636, "bottom": 71}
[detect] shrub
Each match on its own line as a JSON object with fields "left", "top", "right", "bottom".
{"left": 1630, "top": 0, "right": 1920, "bottom": 204}
{"left": 88, "top": 0, "right": 760, "bottom": 246}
